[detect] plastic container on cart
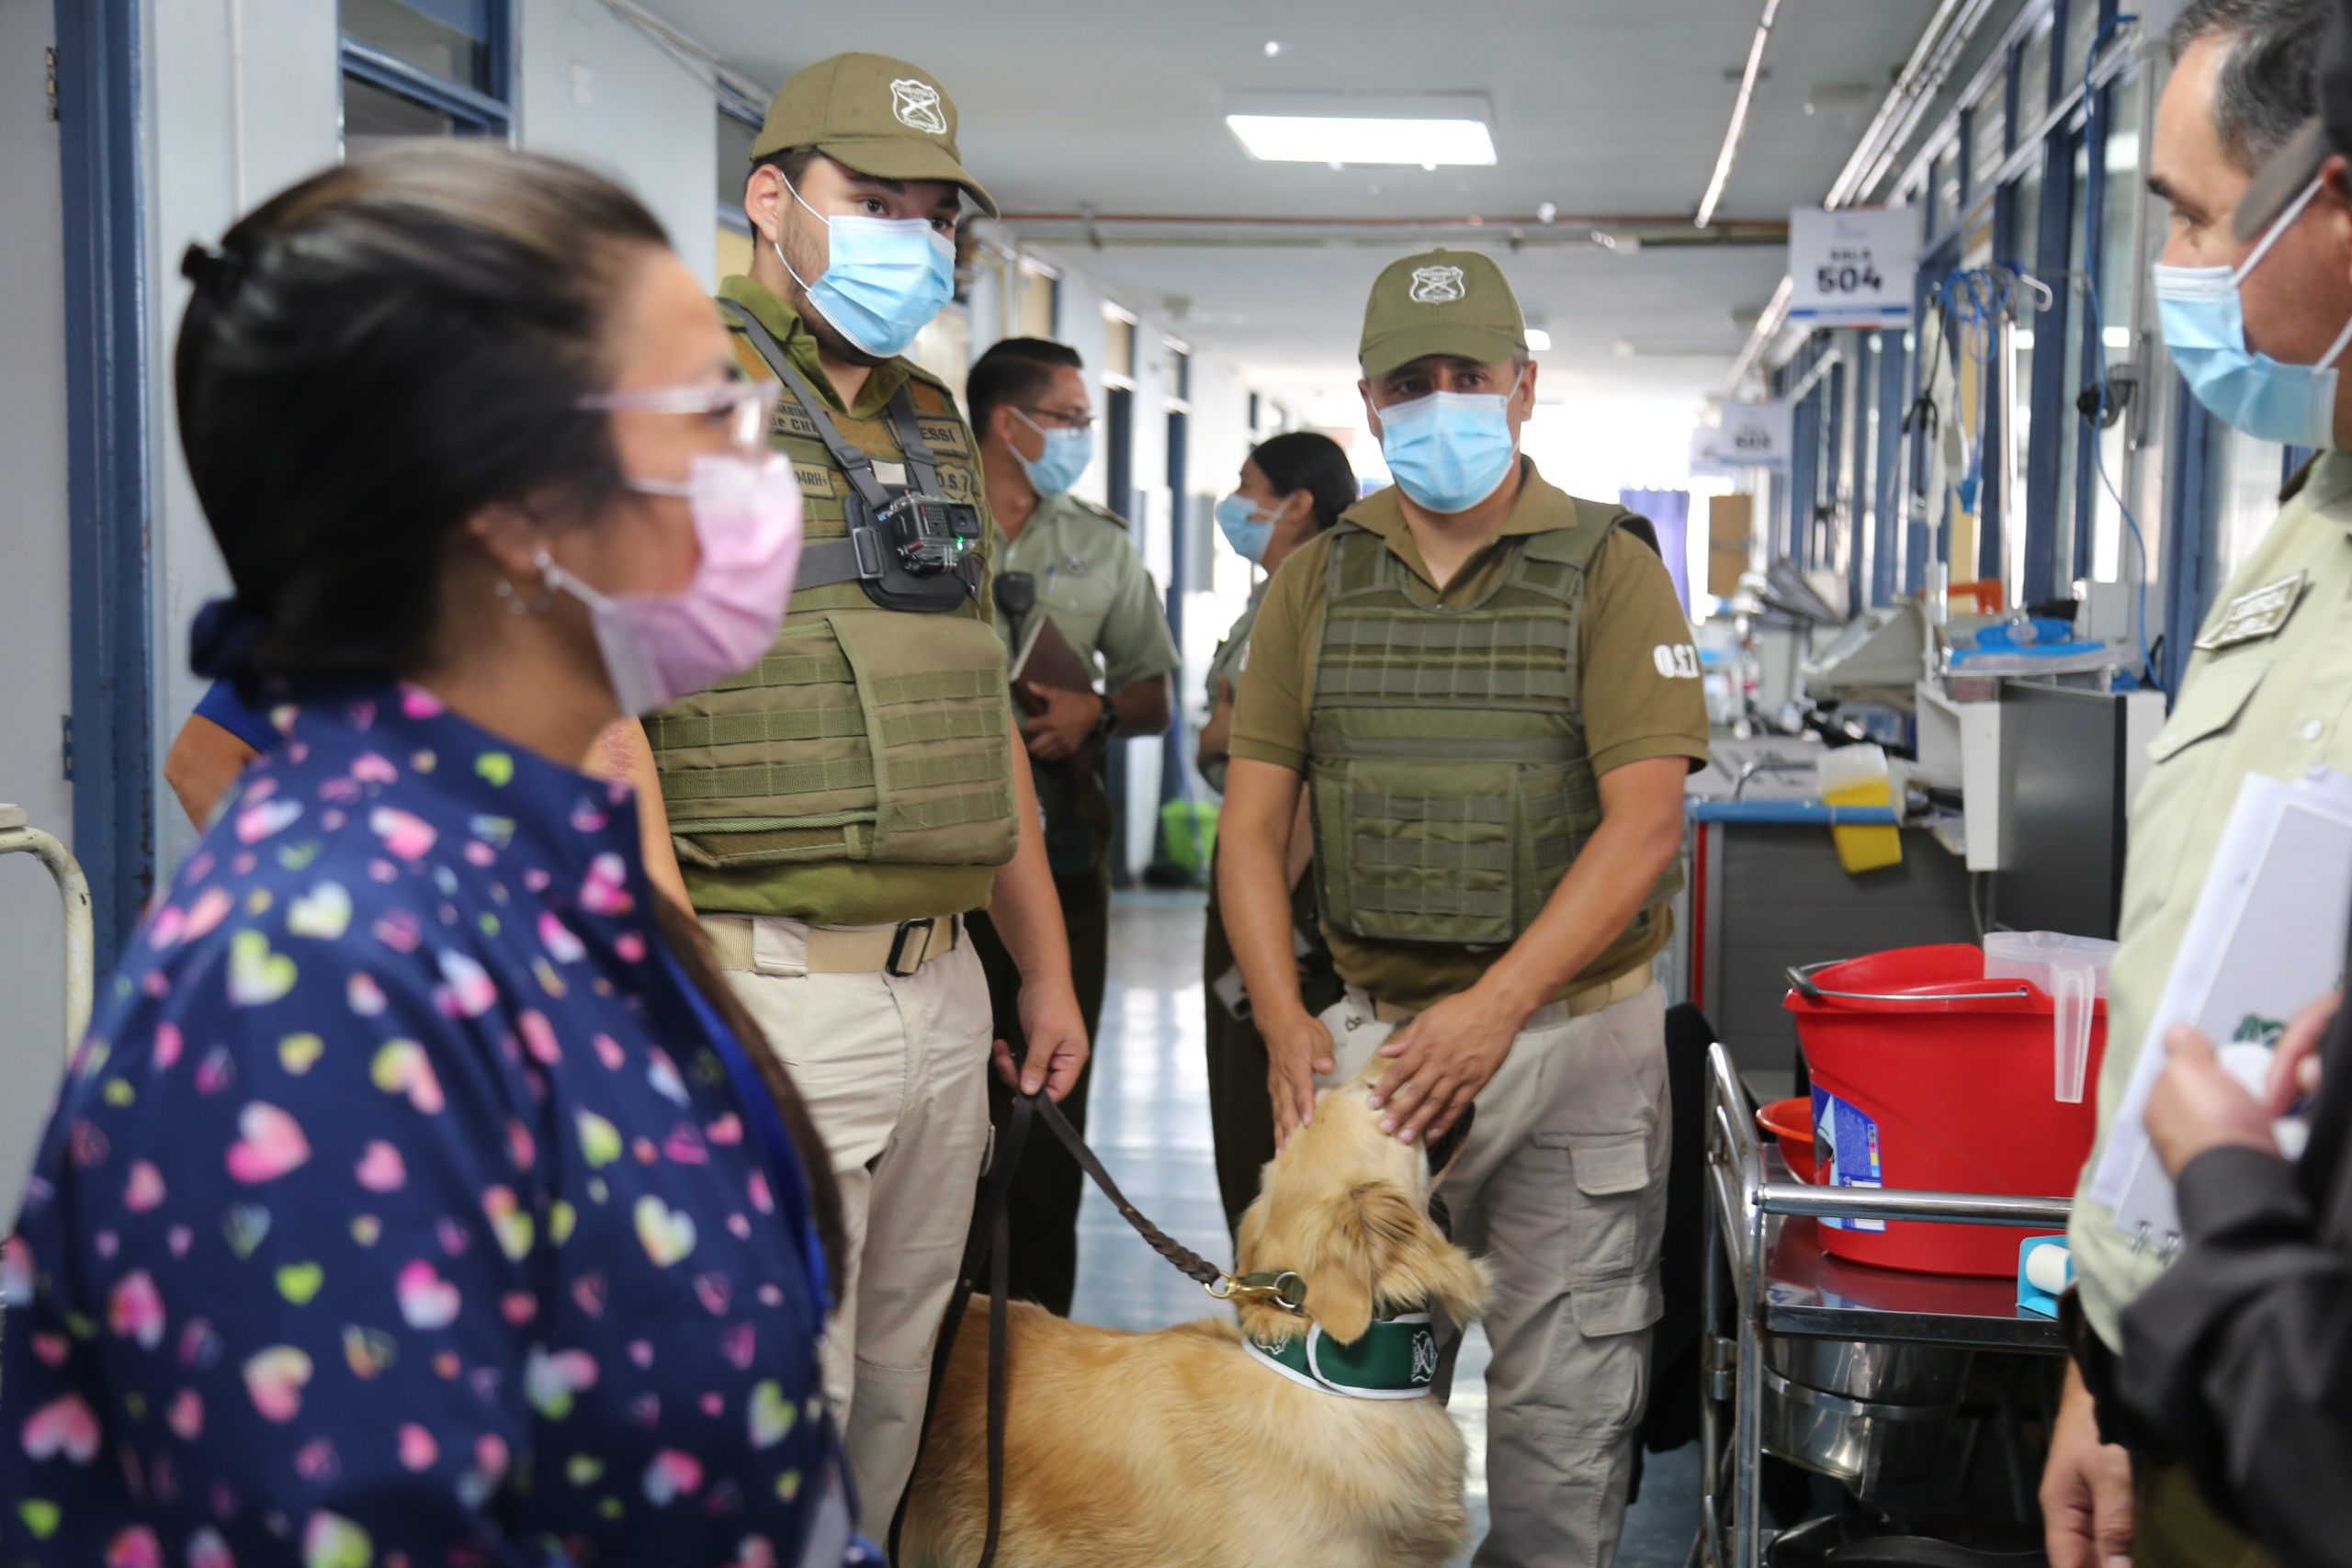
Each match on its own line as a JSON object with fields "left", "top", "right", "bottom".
{"left": 1785, "top": 944, "right": 2107, "bottom": 1276}
{"left": 1756, "top": 1098, "right": 1818, "bottom": 1183}
{"left": 1982, "top": 931, "right": 2118, "bottom": 1104}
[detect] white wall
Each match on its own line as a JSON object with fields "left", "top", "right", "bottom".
{"left": 134, "top": 0, "right": 720, "bottom": 875}
{"left": 514, "top": 0, "right": 718, "bottom": 288}
{"left": 0, "top": 1, "right": 78, "bottom": 1215}
{"left": 145, "top": 0, "right": 343, "bottom": 874}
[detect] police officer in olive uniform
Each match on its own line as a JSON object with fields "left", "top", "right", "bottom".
{"left": 647, "top": 52, "right": 1088, "bottom": 1525}
{"left": 1221, "top": 250, "right": 1709, "bottom": 1568}
{"left": 2041, "top": 5, "right": 2352, "bottom": 1564}
{"left": 963, "top": 336, "right": 1181, "bottom": 1316}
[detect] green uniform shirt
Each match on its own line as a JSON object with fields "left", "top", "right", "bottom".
{"left": 989, "top": 492, "right": 1181, "bottom": 692}
{"left": 672, "top": 276, "right": 1005, "bottom": 925}
{"left": 1229, "top": 460, "right": 1710, "bottom": 1012}
{"left": 1200, "top": 581, "right": 1271, "bottom": 795}
{"left": 2072, "top": 450, "right": 2352, "bottom": 1348}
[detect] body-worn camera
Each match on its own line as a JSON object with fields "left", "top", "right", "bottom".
{"left": 878, "top": 492, "right": 982, "bottom": 577}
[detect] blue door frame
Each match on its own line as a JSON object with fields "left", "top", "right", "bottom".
{"left": 56, "top": 0, "right": 155, "bottom": 976}
{"left": 1871, "top": 330, "right": 1909, "bottom": 605}
{"left": 2161, "top": 389, "right": 2218, "bottom": 698}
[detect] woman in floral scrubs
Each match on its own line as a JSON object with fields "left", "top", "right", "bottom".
{"left": 1, "top": 145, "right": 869, "bottom": 1566}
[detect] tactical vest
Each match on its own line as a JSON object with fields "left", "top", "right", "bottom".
{"left": 644, "top": 315, "right": 1020, "bottom": 875}
{"left": 1308, "top": 502, "right": 1681, "bottom": 947}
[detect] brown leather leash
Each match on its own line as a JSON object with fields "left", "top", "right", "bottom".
{"left": 886, "top": 1089, "right": 1307, "bottom": 1565}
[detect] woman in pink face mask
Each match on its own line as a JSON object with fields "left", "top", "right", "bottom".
{"left": 1, "top": 144, "right": 878, "bottom": 1566}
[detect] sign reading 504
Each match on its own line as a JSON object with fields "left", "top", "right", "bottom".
{"left": 1789, "top": 206, "right": 1916, "bottom": 328}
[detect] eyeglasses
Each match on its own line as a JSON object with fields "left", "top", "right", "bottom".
{"left": 576, "top": 377, "right": 781, "bottom": 462}
{"left": 1020, "top": 404, "right": 1096, "bottom": 433}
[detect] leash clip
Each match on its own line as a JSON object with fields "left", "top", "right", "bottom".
{"left": 1208, "top": 1269, "right": 1307, "bottom": 1314}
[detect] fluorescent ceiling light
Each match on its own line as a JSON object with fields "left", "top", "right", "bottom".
{"left": 1524, "top": 328, "right": 1554, "bottom": 352}
{"left": 1224, "top": 92, "right": 1497, "bottom": 167}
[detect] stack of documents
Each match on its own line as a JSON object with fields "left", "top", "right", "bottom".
{"left": 2089, "top": 769, "right": 2347, "bottom": 1248}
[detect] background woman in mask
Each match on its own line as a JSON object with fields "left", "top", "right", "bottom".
{"left": 1196, "top": 431, "right": 1355, "bottom": 1237}
{"left": 0, "top": 144, "right": 874, "bottom": 1565}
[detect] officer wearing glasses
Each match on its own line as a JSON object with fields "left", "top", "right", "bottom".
{"left": 966, "top": 336, "right": 1180, "bottom": 1316}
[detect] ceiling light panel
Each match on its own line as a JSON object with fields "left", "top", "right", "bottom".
{"left": 1224, "top": 92, "right": 1498, "bottom": 167}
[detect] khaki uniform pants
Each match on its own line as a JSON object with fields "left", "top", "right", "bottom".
{"left": 2134, "top": 1463, "right": 2276, "bottom": 1568}
{"left": 1317, "top": 981, "right": 1671, "bottom": 1568}
{"left": 707, "top": 914, "right": 993, "bottom": 1525}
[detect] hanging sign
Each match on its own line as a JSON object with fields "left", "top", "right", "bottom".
{"left": 1689, "top": 426, "right": 1736, "bottom": 479}
{"left": 1695, "top": 400, "right": 1792, "bottom": 472}
{"left": 1787, "top": 206, "right": 1917, "bottom": 328}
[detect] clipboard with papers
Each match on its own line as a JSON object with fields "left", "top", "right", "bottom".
{"left": 2087, "top": 768, "right": 2349, "bottom": 1251}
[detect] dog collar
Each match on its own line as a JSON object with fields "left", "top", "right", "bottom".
{"left": 1243, "top": 1310, "right": 1440, "bottom": 1400}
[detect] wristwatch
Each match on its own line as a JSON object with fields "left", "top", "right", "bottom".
{"left": 1091, "top": 692, "right": 1121, "bottom": 744}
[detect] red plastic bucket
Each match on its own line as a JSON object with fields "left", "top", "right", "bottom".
{"left": 1785, "top": 944, "right": 2106, "bottom": 1276}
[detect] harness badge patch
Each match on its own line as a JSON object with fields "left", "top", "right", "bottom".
{"left": 1410, "top": 1332, "right": 1440, "bottom": 1385}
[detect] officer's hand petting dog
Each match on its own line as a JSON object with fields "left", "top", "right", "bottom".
{"left": 1267, "top": 1010, "right": 1340, "bottom": 1149}
{"left": 1370, "top": 984, "right": 1534, "bottom": 1145}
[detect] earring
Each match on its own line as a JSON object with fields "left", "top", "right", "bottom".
{"left": 495, "top": 574, "right": 554, "bottom": 615}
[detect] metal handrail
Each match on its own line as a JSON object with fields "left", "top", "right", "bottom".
{"left": 1705, "top": 1041, "right": 2074, "bottom": 1231}
{"left": 0, "top": 807, "right": 93, "bottom": 1055}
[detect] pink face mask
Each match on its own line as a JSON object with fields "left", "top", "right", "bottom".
{"left": 538, "top": 453, "right": 804, "bottom": 716}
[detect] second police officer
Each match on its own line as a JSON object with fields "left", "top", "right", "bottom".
{"left": 1221, "top": 249, "right": 1710, "bottom": 1568}
{"left": 965, "top": 335, "right": 1182, "bottom": 1316}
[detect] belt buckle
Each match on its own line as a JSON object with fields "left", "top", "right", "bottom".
{"left": 886, "top": 916, "right": 936, "bottom": 977}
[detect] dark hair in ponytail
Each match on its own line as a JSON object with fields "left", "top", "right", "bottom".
{"left": 179, "top": 144, "right": 849, "bottom": 1286}
{"left": 1248, "top": 431, "right": 1357, "bottom": 535}
{"left": 175, "top": 142, "right": 666, "bottom": 683}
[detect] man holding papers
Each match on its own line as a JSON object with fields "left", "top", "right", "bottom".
{"left": 963, "top": 334, "right": 1181, "bottom": 1315}
{"left": 2041, "top": 3, "right": 2352, "bottom": 1565}
{"left": 2099, "top": 9, "right": 2352, "bottom": 1567}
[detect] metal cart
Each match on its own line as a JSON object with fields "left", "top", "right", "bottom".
{"left": 1697, "top": 1043, "right": 2073, "bottom": 1568}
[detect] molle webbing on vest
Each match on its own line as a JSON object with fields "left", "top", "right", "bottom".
{"left": 645, "top": 318, "right": 1018, "bottom": 874}
{"left": 1308, "top": 502, "right": 1679, "bottom": 946}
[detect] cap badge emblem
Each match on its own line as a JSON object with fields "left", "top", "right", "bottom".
{"left": 1408, "top": 265, "right": 1466, "bottom": 304}
{"left": 890, "top": 78, "right": 949, "bottom": 135}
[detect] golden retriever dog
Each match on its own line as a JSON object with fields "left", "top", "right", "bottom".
{"left": 898, "top": 1062, "right": 1490, "bottom": 1568}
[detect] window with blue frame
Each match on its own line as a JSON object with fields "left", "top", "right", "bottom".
{"left": 718, "top": 106, "right": 760, "bottom": 231}
{"left": 340, "top": 0, "right": 511, "bottom": 155}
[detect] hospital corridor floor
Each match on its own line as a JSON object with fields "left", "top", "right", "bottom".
{"left": 1069, "top": 891, "right": 1702, "bottom": 1568}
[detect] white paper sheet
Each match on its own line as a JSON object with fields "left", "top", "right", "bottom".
{"left": 2086, "top": 769, "right": 2352, "bottom": 1242}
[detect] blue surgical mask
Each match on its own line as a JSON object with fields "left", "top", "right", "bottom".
{"left": 1010, "top": 409, "right": 1093, "bottom": 497}
{"left": 2155, "top": 178, "right": 2352, "bottom": 448}
{"left": 776, "top": 177, "right": 956, "bottom": 359}
{"left": 1376, "top": 375, "right": 1523, "bottom": 513}
{"left": 1215, "top": 493, "right": 1275, "bottom": 563}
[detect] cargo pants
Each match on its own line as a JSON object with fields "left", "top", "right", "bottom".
{"left": 1317, "top": 978, "right": 1671, "bottom": 1568}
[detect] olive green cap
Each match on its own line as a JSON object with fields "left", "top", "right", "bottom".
{"left": 750, "top": 52, "right": 998, "bottom": 219}
{"left": 1358, "top": 248, "right": 1527, "bottom": 378}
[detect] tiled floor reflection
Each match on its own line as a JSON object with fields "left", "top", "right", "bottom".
{"left": 1071, "top": 891, "right": 1698, "bottom": 1568}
